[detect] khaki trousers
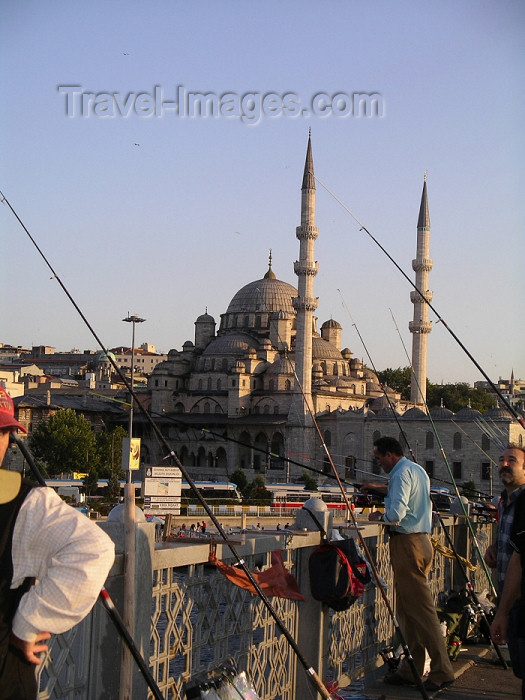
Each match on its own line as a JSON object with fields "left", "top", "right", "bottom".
{"left": 390, "top": 532, "right": 454, "bottom": 684}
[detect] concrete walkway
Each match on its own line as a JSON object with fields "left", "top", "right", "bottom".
{"left": 361, "top": 644, "right": 521, "bottom": 699}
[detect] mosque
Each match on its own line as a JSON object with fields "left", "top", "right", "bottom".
{"left": 143, "top": 137, "right": 520, "bottom": 493}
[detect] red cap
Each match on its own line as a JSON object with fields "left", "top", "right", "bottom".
{"left": 0, "top": 387, "right": 27, "bottom": 433}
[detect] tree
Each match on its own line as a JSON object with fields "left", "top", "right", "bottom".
{"left": 230, "top": 468, "right": 249, "bottom": 497}
{"left": 83, "top": 468, "right": 99, "bottom": 499}
{"left": 246, "top": 475, "right": 272, "bottom": 505}
{"left": 426, "top": 383, "right": 494, "bottom": 413}
{"left": 96, "top": 426, "right": 128, "bottom": 479}
{"left": 299, "top": 472, "right": 318, "bottom": 491}
{"left": 376, "top": 367, "right": 413, "bottom": 400}
{"left": 28, "top": 408, "right": 97, "bottom": 476}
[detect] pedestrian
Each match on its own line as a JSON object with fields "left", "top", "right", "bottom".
{"left": 491, "top": 493, "right": 525, "bottom": 699}
{"left": 201, "top": 521, "right": 206, "bottom": 533}
{"left": 484, "top": 444, "right": 525, "bottom": 691}
{"left": 360, "top": 436, "right": 454, "bottom": 691}
{"left": 0, "top": 387, "right": 115, "bottom": 699}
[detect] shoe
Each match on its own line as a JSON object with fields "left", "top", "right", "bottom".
{"left": 383, "top": 671, "right": 415, "bottom": 686}
{"left": 423, "top": 678, "right": 454, "bottom": 691}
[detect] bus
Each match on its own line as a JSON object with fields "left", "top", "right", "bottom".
{"left": 181, "top": 481, "right": 243, "bottom": 505}
{"left": 264, "top": 482, "right": 355, "bottom": 510}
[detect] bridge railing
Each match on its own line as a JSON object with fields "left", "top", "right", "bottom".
{"left": 37, "top": 514, "right": 495, "bottom": 700}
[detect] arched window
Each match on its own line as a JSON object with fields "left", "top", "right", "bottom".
{"left": 453, "top": 432, "right": 462, "bottom": 450}
{"left": 285, "top": 379, "right": 291, "bottom": 391}
{"left": 254, "top": 433, "right": 268, "bottom": 472}
{"left": 203, "top": 402, "right": 210, "bottom": 413}
{"left": 270, "top": 432, "right": 285, "bottom": 470}
{"left": 207, "top": 377, "right": 212, "bottom": 390}
{"left": 198, "top": 378, "right": 203, "bottom": 390}
{"left": 425, "top": 432, "right": 434, "bottom": 449}
{"left": 324, "top": 430, "right": 331, "bottom": 447}
{"left": 269, "top": 379, "right": 275, "bottom": 391}
{"left": 216, "top": 447, "right": 227, "bottom": 472}
{"left": 217, "top": 379, "right": 221, "bottom": 391}
{"left": 238, "top": 431, "right": 251, "bottom": 471}
{"left": 481, "top": 434, "right": 490, "bottom": 451}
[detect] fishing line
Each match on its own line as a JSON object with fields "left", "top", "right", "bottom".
{"left": 388, "top": 307, "right": 498, "bottom": 599}
{"left": 314, "top": 176, "right": 525, "bottom": 432}
{"left": 387, "top": 310, "right": 507, "bottom": 666}
{"left": 1, "top": 192, "right": 335, "bottom": 700}
{"left": 276, "top": 332, "right": 431, "bottom": 700}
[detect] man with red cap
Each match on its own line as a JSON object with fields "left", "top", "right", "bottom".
{"left": 0, "top": 387, "right": 114, "bottom": 699}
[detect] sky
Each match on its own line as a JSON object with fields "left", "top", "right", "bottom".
{"left": 1, "top": 0, "right": 524, "bottom": 386}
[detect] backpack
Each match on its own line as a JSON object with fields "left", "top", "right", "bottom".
{"left": 308, "top": 537, "right": 371, "bottom": 611}
{"left": 437, "top": 588, "right": 492, "bottom": 660}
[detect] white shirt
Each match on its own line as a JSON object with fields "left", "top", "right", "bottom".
{"left": 10, "top": 486, "right": 115, "bottom": 642}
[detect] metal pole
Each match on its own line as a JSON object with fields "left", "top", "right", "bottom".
{"left": 121, "top": 314, "right": 145, "bottom": 700}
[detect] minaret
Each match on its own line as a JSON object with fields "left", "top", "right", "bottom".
{"left": 288, "top": 133, "right": 319, "bottom": 458}
{"left": 409, "top": 174, "right": 433, "bottom": 404}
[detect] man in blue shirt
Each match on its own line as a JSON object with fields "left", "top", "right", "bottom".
{"left": 361, "top": 436, "right": 454, "bottom": 691}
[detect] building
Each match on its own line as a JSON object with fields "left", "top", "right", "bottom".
{"left": 144, "top": 137, "right": 403, "bottom": 481}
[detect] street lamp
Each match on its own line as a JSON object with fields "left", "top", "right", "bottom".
{"left": 120, "top": 313, "right": 145, "bottom": 700}
{"left": 122, "top": 313, "right": 146, "bottom": 459}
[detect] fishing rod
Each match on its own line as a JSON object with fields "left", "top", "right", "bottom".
{"left": 277, "top": 341, "right": 431, "bottom": 700}
{"left": 87, "top": 354, "right": 498, "bottom": 502}
{"left": 315, "top": 175, "right": 525, "bottom": 432}
{"left": 385, "top": 313, "right": 507, "bottom": 666}
{"left": 2, "top": 192, "right": 335, "bottom": 700}
{"left": 10, "top": 434, "right": 166, "bottom": 700}
{"left": 387, "top": 308, "right": 499, "bottom": 598}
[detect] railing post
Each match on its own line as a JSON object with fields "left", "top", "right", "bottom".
{"left": 293, "top": 543, "right": 330, "bottom": 699}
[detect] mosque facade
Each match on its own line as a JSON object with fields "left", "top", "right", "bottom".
{"left": 144, "top": 138, "right": 521, "bottom": 494}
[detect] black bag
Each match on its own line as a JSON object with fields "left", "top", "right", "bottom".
{"left": 308, "top": 537, "right": 371, "bottom": 611}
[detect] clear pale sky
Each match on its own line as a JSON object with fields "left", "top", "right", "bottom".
{"left": 2, "top": 1, "right": 523, "bottom": 385}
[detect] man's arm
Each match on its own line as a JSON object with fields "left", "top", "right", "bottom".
{"left": 491, "top": 549, "right": 521, "bottom": 643}
{"left": 359, "top": 482, "right": 388, "bottom": 496}
{"left": 11, "top": 487, "right": 115, "bottom": 644}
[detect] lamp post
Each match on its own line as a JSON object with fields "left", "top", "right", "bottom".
{"left": 120, "top": 313, "right": 145, "bottom": 700}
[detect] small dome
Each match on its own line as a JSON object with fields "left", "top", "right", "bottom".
{"left": 202, "top": 333, "right": 257, "bottom": 356}
{"left": 483, "top": 406, "right": 514, "bottom": 420}
{"left": 196, "top": 312, "right": 215, "bottom": 324}
{"left": 454, "top": 406, "right": 482, "bottom": 419}
{"left": 321, "top": 319, "right": 342, "bottom": 330}
{"left": 312, "top": 336, "right": 343, "bottom": 360}
{"left": 429, "top": 406, "right": 455, "bottom": 419}
{"left": 401, "top": 406, "right": 428, "bottom": 419}
{"left": 366, "top": 381, "right": 383, "bottom": 392}
{"left": 266, "top": 355, "right": 294, "bottom": 375}
{"left": 97, "top": 350, "right": 116, "bottom": 364}
{"left": 374, "top": 406, "right": 402, "bottom": 418}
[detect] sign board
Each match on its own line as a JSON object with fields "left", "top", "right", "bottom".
{"left": 121, "top": 437, "right": 141, "bottom": 471}
{"left": 143, "top": 465, "right": 182, "bottom": 515}
{"left": 144, "top": 466, "right": 182, "bottom": 479}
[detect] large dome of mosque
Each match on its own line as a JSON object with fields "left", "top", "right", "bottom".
{"left": 225, "top": 274, "right": 297, "bottom": 315}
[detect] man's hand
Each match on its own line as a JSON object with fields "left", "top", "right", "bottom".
{"left": 491, "top": 611, "right": 509, "bottom": 645}
{"left": 368, "top": 510, "right": 383, "bottom": 522}
{"left": 10, "top": 631, "right": 51, "bottom": 664}
{"left": 360, "top": 482, "right": 387, "bottom": 496}
{"left": 484, "top": 544, "right": 497, "bottom": 568}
